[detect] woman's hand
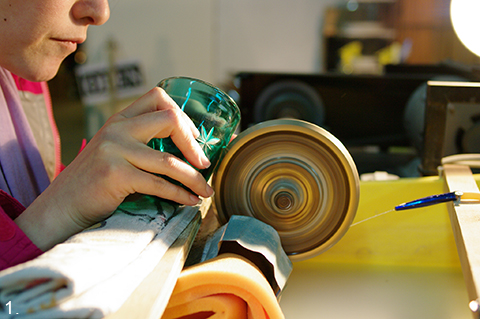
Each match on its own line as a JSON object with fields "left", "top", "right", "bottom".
{"left": 15, "top": 87, "right": 214, "bottom": 250}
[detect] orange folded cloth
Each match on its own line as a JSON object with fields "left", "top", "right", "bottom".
{"left": 162, "top": 253, "right": 285, "bottom": 319}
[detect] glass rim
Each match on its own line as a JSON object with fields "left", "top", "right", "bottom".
{"left": 157, "top": 76, "right": 239, "bottom": 111}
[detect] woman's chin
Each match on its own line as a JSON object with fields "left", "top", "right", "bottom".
{"left": 13, "top": 61, "right": 62, "bottom": 82}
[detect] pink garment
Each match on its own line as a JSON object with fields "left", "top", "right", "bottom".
{"left": 0, "top": 190, "right": 42, "bottom": 270}
{"left": 0, "top": 68, "right": 50, "bottom": 206}
{"left": 0, "top": 67, "right": 56, "bottom": 270}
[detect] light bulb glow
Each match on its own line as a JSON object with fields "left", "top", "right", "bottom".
{"left": 450, "top": 0, "right": 480, "bottom": 57}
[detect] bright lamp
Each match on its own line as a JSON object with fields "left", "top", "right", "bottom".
{"left": 450, "top": 0, "right": 480, "bottom": 57}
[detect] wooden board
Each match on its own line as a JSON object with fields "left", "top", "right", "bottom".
{"left": 106, "top": 198, "right": 212, "bottom": 319}
{"left": 443, "top": 164, "right": 480, "bottom": 317}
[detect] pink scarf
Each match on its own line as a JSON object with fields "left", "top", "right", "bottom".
{"left": 0, "top": 67, "right": 50, "bottom": 207}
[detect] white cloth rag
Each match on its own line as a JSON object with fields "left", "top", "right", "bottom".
{"left": 0, "top": 197, "right": 199, "bottom": 319}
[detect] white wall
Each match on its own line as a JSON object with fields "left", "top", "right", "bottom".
{"left": 85, "top": 0, "right": 216, "bottom": 88}
{"left": 216, "top": 0, "right": 341, "bottom": 84}
{"left": 84, "top": 0, "right": 342, "bottom": 88}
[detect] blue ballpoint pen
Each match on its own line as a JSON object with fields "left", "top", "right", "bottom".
{"left": 350, "top": 191, "right": 480, "bottom": 228}
{"left": 350, "top": 191, "right": 480, "bottom": 227}
{"left": 395, "top": 191, "right": 464, "bottom": 211}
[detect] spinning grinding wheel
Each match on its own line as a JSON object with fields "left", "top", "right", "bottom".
{"left": 213, "top": 119, "right": 360, "bottom": 261}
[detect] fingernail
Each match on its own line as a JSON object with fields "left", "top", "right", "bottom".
{"left": 205, "top": 184, "right": 215, "bottom": 197}
{"left": 192, "top": 125, "right": 200, "bottom": 139}
{"left": 202, "top": 155, "right": 211, "bottom": 168}
{"left": 190, "top": 194, "right": 201, "bottom": 205}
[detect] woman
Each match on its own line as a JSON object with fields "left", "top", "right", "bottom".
{"left": 0, "top": 0, "right": 214, "bottom": 270}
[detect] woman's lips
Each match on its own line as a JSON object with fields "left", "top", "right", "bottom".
{"left": 52, "top": 38, "right": 84, "bottom": 52}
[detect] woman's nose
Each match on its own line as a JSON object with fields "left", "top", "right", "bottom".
{"left": 72, "top": 0, "right": 110, "bottom": 26}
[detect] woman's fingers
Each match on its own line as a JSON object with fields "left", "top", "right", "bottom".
{"left": 115, "top": 87, "right": 210, "bottom": 169}
{"left": 119, "top": 87, "right": 200, "bottom": 138}
{"left": 182, "top": 111, "right": 200, "bottom": 139}
{"left": 127, "top": 168, "right": 203, "bottom": 206}
{"left": 69, "top": 86, "right": 215, "bottom": 212}
{"left": 122, "top": 145, "right": 214, "bottom": 199}
{"left": 119, "top": 87, "right": 176, "bottom": 117}
{"left": 114, "top": 108, "right": 210, "bottom": 169}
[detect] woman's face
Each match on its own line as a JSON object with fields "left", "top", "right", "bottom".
{"left": 0, "top": 0, "right": 110, "bottom": 81}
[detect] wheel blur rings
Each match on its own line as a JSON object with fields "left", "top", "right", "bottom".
{"left": 213, "top": 119, "right": 360, "bottom": 261}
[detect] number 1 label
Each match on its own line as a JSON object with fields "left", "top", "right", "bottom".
{"left": 6, "top": 301, "right": 11, "bottom": 314}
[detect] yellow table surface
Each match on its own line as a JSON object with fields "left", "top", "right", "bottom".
{"left": 281, "top": 175, "right": 480, "bottom": 319}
